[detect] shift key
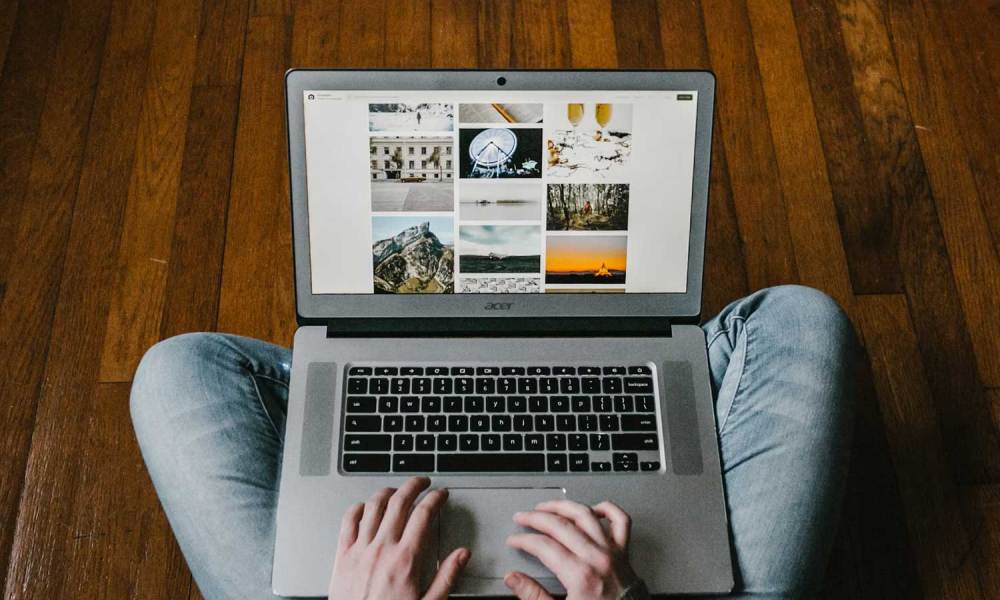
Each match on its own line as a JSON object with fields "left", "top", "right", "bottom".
{"left": 611, "top": 433, "right": 659, "bottom": 450}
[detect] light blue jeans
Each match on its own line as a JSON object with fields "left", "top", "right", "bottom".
{"left": 131, "top": 285, "right": 855, "bottom": 599}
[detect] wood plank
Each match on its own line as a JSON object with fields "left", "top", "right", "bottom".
{"left": 855, "top": 294, "right": 984, "bottom": 599}
{"left": 791, "top": 0, "right": 902, "bottom": 295}
{"left": 961, "top": 483, "right": 1000, "bottom": 597}
{"left": 835, "top": 0, "right": 1000, "bottom": 483}
{"left": 0, "top": 0, "right": 18, "bottom": 76}
{"left": 251, "top": 0, "right": 290, "bottom": 17}
{"left": 384, "top": 0, "right": 430, "bottom": 67}
{"left": 654, "top": 0, "right": 748, "bottom": 317}
{"left": 0, "top": 0, "right": 112, "bottom": 586}
{"left": 700, "top": 0, "right": 799, "bottom": 290}
{"left": 160, "top": 85, "right": 241, "bottom": 339}
{"left": 476, "top": 0, "right": 512, "bottom": 68}
{"left": 1, "top": 0, "right": 158, "bottom": 595}
{"left": 289, "top": 0, "right": 341, "bottom": 66}
{"left": 429, "top": 0, "right": 478, "bottom": 68}
{"left": 100, "top": 0, "right": 203, "bottom": 382}
{"left": 216, "top": 15, "right": 296, "bottom": 345}
{"left": 194, "top": 0, "right": 250, "bottom": 86}
{"left": 566, "top": 0, "right": 615, "bottom": 68}
{"left": 511, "top": 0, "right": 571, "bottom": 68}
{"left": 888, "top": 0, "right": 1000, "bottom": 387}
{"left": 0, "top": 0, "right": 66, "bottom": 289}
{"left": 745, "top": 0, "right": 853, "bottom": 309}
{"left": 336, "top": 0, "right": 385, "bottom": 67}
{"left": 611, "top": 0, "right": 662, "bottom": 68}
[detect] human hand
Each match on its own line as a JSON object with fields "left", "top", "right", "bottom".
{"left": 504, "top": 500, "right": 640, "bottom": 600}
{"left": 329, "top": 477, "right": 469, "bottom": 600}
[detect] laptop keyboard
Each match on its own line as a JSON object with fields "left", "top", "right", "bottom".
{"left": 341, "top": 365, "right": 662, "bottom": 474}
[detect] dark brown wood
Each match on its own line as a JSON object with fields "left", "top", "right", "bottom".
{"left": 1, "top": 1, "right": 998, "bottom": 597}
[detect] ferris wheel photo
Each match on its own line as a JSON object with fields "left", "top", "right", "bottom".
{"left": 458, "top": 127, "right": 543, "bottom": 179}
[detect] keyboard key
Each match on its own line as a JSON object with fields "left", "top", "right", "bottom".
{"left": 527, "top": 366, "right": 550, "bottom": 375}
{"left": 427, "top": 415, "right": 446, "bottom": 432}
{"left": 578, "top": 366, "right": 601, "bottom": 375}
{"left": 437, "top": 434, "right": 457, "bottom": 451}
{"left": 547, "top": 454, "right": 568, "bottom": 472}
{"left": 529, "top": 396, "right": 548, "bottom": 413}
{"left": 384, "top": 416, "right": 403, "bottom": 432}
{"left": 401, "top": 397, "right": 420, "bottom": 412}
{"left": 451, "top": 366, "right": 474, "bottom": 376}
{"left": 370, "top": 378, "right": 390, "bottom": 394}
{"left": 590, "top": 433, "right": 611, "bottom": 451}
{"left": 560, "top": 378, "right": 580, "bottom": 394}
{"left": 572, "top": 396, "right": 591, "bottom": 412}
{"left": 611, "top": 433, "right": 659, "bottom": 450}
{"left": 344, "top": 434, "right": 390, "bottom": 451}
{"left": 593, "top": 396, "right": 613, "bottom": 412}
{"left": 347, "top": 378, "right": 368, "bottom": 394}
{"left": 378, "top": 397, "right": 399, "bottom": 413}
{"left": 498, "top": 378, "right": 516, "bottom": 394}
{"left": 570, "top": 453, "right": 590, "bottom": 471}
{"left": 613, "top": 452, "right": 639, "bottom": 472}
{"left": 602, "top": 378, "right": 623, "bottom": 394}
{"left": 416, "top": 434, "right": 435, "bottom": 451}
{"left": 345, "top": 416, "right": 380, "bottom": 431}
{"left": 578, "top": 415, "right": 598, "bottom": 431}
{"left": 514, "top": 415, "right": 533, "bottom": 432}
{"left": 348, "top": 367, "right": 372, "bottom": 376}
{"left": 413, "top": 378, "right": 432, "bottom": 394}
{"left": 456, "top": 378, "right": 474, "bottom": 394}
{"left": 345, "top": 454, "right": 390, "bottom": 472}
{"left": 550, "top": 396, "right": 569, "bottom": 412}
{"left": 624, "top": 377, "right": 654, "bottom": 394}
{"left": 427, "top": 366, "right": 449, "bottom": 376}
{"left": 614, "top": 396, "right": 634, "bottom": 412}
{"left": 525, "top": 434, "right": 544, "bottom": 451}
{"left": 448, "top": 415, "right": 469, "bottom": 432}
{"left": 569, "top": 434, "right": 588, "bottom": 451}
{"left": 439, "top": 453, "right": 545, "bottom": 472}
{"left": 393, "top": 454, "right": 433, "bottom": 472}
{"left": 591, "top": 461, "right": 612, "bottom": 472}
{"left": 394, "top": 435, "right": 414, "bottom": 452}
{"left": 422, "top": 397, "right": 441, "bottom": 413}
{"left": 599, "top": 414, "right": 620, "bottom": 431}
{"left": 603, "top": 366, "right": 626, "bottom": 375}
{"left": 628, "top": 366, "right": 652, "bottom": 375}
{"left": 476, "top": 366, "right": 500, "bottom": 376}
{"left": 503, "top": 434, "right": 523, "bottom": 451}
{"left": 636, "top": 396, "right": 655, "bottom": 412}
{"left": 374, "top": 367, "right": 398, "bottom": 376}
{"left": 581, "top": 378, "right": 601, "bottom": 393}
{"left": 434, "top": 378, "right": 454, "bottom": 394}
{"left": 518, "top": 378, "right": 538, "bottom": 394}
{"left": 405, "top": 415, "right": 425, "bottom": 432}
{"left": 460, "top": 434, "right": 479, "bottom": 451}
{"left": 621, "top": 414, "right": 657, "bottom": 431}
{"left": 486, "top": 396, "right": 505, "bottom": 412}
{"left": 443, "top": 396, "right": 463, "bottom": 412}
{"left": 641, "top": 461, "right": 660, "bottom": 472}
{"left": 546, "top": 433, "right": 566, "bottom": 451}
{"left": 508, "top": 396, "right": 527, "bottom": 412}
{"left": 470, "top": 415, "right": 489, "bottom": 432}
{"left": 491, "top": 415, "right": 512, "bottom": 431}
{"left": 482, "top": 434, "right": 501, "bottom": 451}
{"left": 347, "top": 397, "right": 376, "bottom": 413}
{"left": 502, "top": 366, "right": 525, "bottom": 375}
{"left": 464, "top": 396, "right": 484, "bottom": 412}
{"left": 554, "top": 366, "right": 576, "bottom": 375}
{"left": 556, "top": 415, "right": 575, "bottom": 431}
{"left": 534, "top": 415, "right": 555, "bottom": 431}
{"left": 476, "top": 378, "right": 496, "bottom": 394}
{"left": 401, "top": 367, "right": 424, "bottom": 376}
{"left": 391, "top": 378, "right": 410, "bottom": 394}
{"left": 540, "top": 378, "right": 559, "bottom": 394}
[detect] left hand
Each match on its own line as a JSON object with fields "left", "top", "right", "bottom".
{"left": 328, "top": 476, "right": 469, "bottom": 600}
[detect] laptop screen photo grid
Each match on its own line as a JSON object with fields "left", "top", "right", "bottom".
{"left": 340, "top": 365, "right": 661, "bottom": 475}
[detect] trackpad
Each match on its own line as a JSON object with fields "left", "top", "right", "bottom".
{"left": 440, "top": 488, "right": 565, "bottom": 579}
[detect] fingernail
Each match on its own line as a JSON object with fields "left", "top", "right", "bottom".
{"left": 459, "top": 549, "right": 470, "bottom": 564}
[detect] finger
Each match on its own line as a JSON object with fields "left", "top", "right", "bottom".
{"left": 591, "top": 501, "right": 632, "bottom": 549}
{"left": 513, "top": 510, "right": 604, "bottom": 560}
{"left": 506, "top": 533, "right": 578, "bottom": 582}
{"left": 357, "top": 487, "right": 395, "bottom": 542}
{"left": 336, "top": 502, "right": 364, "bottom": 553}
{"left": 503, "top": 571, "right": 554, "bottom": 600}
{"left": 376, "top": 476, "right": 431, "bottom": 541}
{"left": 534, "top": 500, "right": 608, "bottom": 546}
{"left": 401, "top": 487, "right": 449, "bottom": 547}
{"left": 422, "top": 547, "right": 469, "bottom": 600}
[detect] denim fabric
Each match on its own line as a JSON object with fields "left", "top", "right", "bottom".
{"left": 131, "top": 285, "right": 855, "bottom": 599}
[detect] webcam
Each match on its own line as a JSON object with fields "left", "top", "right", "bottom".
{"left": 496, "top": 76, "right": 507, "bottom": 86}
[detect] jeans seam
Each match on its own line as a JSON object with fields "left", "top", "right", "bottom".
{"left": 245, "top": 364, "right": 282, "bottom": 439}
{"left": 709, "top": 315, "right": 747, "bottom": 436}
{"left": 254, "top": 372, "right": 289, "bottom": 389}
{"left": 720, "top": 315, "right": 752, "bottom": 437}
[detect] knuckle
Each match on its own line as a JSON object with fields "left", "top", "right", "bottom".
{"left": 591, "top": 553, "right": 612, "bottom": 573}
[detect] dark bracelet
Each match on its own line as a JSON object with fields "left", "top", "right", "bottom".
{"left": 618, "top": 579, "right": 651, "bottom": 600}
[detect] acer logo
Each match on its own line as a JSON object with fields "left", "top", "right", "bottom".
{"left": 483, "top": 302, "right": 513, "bottom": 311}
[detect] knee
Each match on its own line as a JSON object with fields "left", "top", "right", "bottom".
{"left": 753, "top": 285, "right": 855, "bottom": 359}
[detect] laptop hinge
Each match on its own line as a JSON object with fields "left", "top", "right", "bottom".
{"left": 325, "top": 317, "right": 673, "bottom": 338}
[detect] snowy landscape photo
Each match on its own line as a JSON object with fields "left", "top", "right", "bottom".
{"left": 369, "top": 103, "right": 454, "bottom": 131}
{"left": 372, "top": 216, "right": 455, "bottom": 293}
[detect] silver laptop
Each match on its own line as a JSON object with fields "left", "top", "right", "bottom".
{"left": 273, "top": 70, "right": 733, "bottom": 596}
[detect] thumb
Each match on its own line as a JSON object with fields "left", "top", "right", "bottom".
{"left": 422, "top": 547, "right": 469, "bottom": 600}
{"left": 503, "top": 571, "right": 554, "bottom": 600}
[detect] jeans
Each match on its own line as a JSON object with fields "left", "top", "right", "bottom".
{"left": 131, "top": 285, "right": 855, "bottom": 599}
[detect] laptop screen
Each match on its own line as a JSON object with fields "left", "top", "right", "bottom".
{"left": 302, "top": 91, "right": 698, "bottom": 296}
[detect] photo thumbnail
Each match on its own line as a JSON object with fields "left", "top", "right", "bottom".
{"left": 545, "top": 235, "right": 627, "bottom": 285}
{"left": 547, "top": 183, "right": 629, "bottom": 231}
{"left": 459, "top": 181, "right": 542, "bottom": 221}
{"left": 372, "top": 216, "right": 454, "bottom": 293}
{"left": 459, "top": 225, "right": 541, "bottom": 273}
{"left": 368, "top": 103, "right": 454, "bottom": 131}
{"left": 370, "top": 136, "right": 454, "bottom": 211}
{"left": 458, "top": 277, "right": 541, "bottom": 294}
{"left": 459, "top": 128, "right": 543, "bottom": 179}
{"left": 547, "top": 103, "right": 632, "bottom": 180}
{"left": 459, "top": 103, "right": 543, "bottom": 124}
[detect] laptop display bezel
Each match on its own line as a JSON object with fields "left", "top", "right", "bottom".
{"left": 285, "top": 69, "right": 714, "bottom": 324}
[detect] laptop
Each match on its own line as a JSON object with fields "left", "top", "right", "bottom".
{"left": 273, "top": 70, "right": 733, "bottom": 596}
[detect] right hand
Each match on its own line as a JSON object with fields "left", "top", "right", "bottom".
{"left": 504, "top": 499, "right": 640, "bottom": 600}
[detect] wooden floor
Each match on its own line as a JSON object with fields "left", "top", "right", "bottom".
{"left": 0, "top": 0, "right": 997, "bottom": 597}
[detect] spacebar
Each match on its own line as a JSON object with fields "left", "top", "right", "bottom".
{"left": 438, "top": 453, "right": 545, "bottom": 472}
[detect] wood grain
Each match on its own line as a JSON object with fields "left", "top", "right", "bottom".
{"left": 477, "top": 0, "right": 512, "bottom": 68}
{"left": 855, "top": 294, "right": 984, "bottom": 599}
{"left": 511, "top": 0, "right": 571, "bottom": 68}
{"left": 384, "top": 0, "right": 430, "bottom": 67}
{"left": 216, "top": 15, "right": 295, "bottom": 344}
{"left": 336, "top": 0, "right": 385, "bottom": 67}
{"left": 194, "top": 0, "right": 250, "bottom": 86}
{"left": 0, "top": 0, "right": 18, "bottom": 76}
{"left": 430, "top": 0, "right": 477, "bottom": 68}
{"left": 100, "top": 0, "right": 203, "bottom": 382}
{"left": 1, "top": 0, "right": 157, "bottom": 595}
{"left": 566, "top": 0, "right": 615, "bottom": 68}
{"left": 611, "top": 0, "right": 663, "bottom": 69}
{"left": 961, "top": 483, "right": 1000, "bottom": 598}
